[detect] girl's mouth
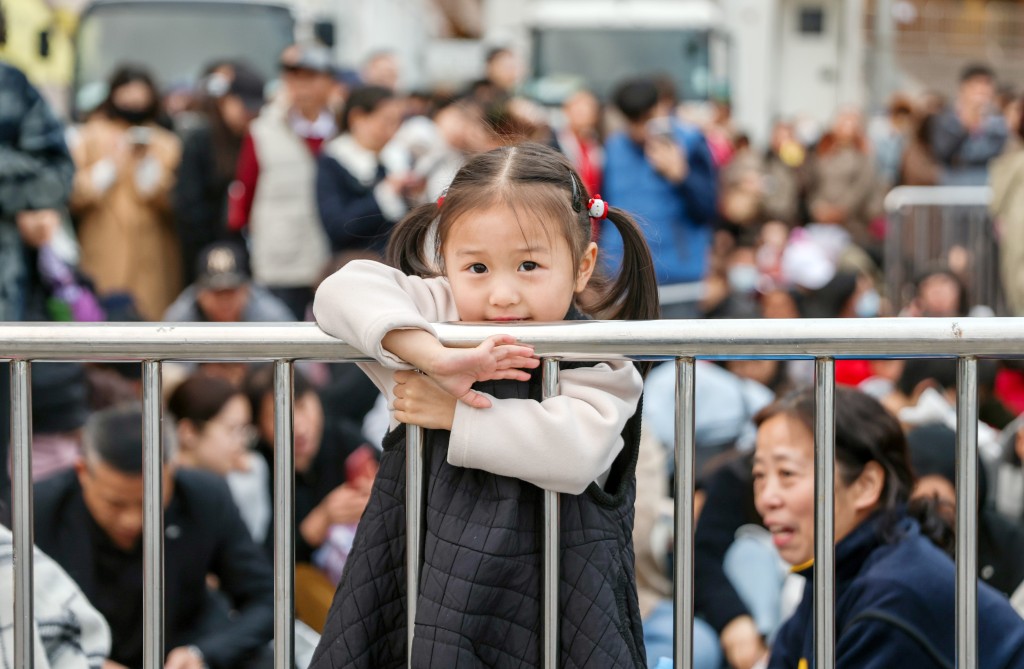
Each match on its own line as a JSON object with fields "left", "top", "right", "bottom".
{"left": 488, "top": 317, "right": 528, "bottom": 322}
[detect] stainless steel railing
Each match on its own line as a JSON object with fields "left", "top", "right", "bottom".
{"left": 2, "top": 317, "right": 1007, "bottom": 669}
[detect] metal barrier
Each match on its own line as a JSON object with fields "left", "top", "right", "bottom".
{"left": 2, "top": 317, "right": 1007, "bottom": 669}
{"left": 884, "top": 186, "right": 998, "bottom": 314}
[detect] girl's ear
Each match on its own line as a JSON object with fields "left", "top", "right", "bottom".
{"left": 575, "top": 241, "right": 599, "bottom": 293}
{"left": 852, "top": 460, "right": 886, "bottom": 512}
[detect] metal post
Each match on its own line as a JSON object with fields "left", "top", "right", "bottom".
{"left": 406, "top": 420, "right": 424, "bottom": 665}
{"left": 956, "top": 357, "right": 979, "bottom": 669}
{"left": 543, "top": 358, "right": 561, "bottom": 669}
{"left": 11, "top": 360, "right": 33, "bottom": 669}
{"left": 814, "top": 357, "right": 836, "bottom": 669}
{"left": 142, "top": 360, "right": 165, "bottom": 668}
{"left": 673, "top": 358, "right": 697, "bottom": 669}
{"left": 274, "top": 360, "right": 295, "bottom": 669}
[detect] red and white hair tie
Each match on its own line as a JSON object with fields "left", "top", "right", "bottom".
{"left": 587, "top": 195, "right": 609, "bottom": 220}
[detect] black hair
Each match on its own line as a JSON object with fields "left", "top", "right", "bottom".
{"left": 243, "top": 364, "right": 315, "bottom": 428}
{"left": 611, "top": 78, "right": 660, "bottom": 122}
{"left": 485, "top": 46, "right": 512, "bottom": 65}
{"left": 168, "top": 373, "right": 241, "bottom": 431}
{"left": 82, "top": 402, "right": 177, "bottom": 474}
{"left": 960, "top": 62, "right": 995, "bottom": 84}
{"left": 385, "top": 142, "right": 660, "bottom": 328}
{"left": 100, "top": 64, "right": 162, "bottom": 124}
{"left": 913, "top": 266, "right": 969, "bottom": 316}
{"left": 339, "top": 85, "right": 395, "bottom": 133}
{"left": 754, "top": 386, "right": 951, "bottom": 549}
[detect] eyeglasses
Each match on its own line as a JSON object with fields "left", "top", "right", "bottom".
{"left": 209, "top": 420, "right": 259, "bottom": 448}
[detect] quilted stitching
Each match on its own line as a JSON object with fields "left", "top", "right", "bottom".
{"left": 310, "top": 369, "right": 647, "bottom": 669}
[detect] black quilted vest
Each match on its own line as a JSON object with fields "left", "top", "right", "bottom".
{"left": 310, "top": 363, "right": 647, "bottom": 669}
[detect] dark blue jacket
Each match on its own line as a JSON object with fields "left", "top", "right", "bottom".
{"left": 315, "top": 151, "right": 393, "bottom": 255}
{"left": 602, "top": 121, "right": 717, "bottom": 285}
{"left": 769, "top": 513, "right": 1024, "bottom": 669}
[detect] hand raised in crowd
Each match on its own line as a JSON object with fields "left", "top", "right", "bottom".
{"left": 381, "top": 330, "right": 538, "bottom": 408}
{"left": 15, "top": 209, "right": 61, "bottom": 247}
{"left": 393, "top": 370, "right": 458, "bottom": 430}
{"left": 163, "top": 645, "right": 206, "bottom": 669}
{"left": 720, "top": 614, "right": 769, "bottom": 669}
{"left": 300, "top": 482, "right": 373, "bottom": 547}
{"left": 645, "top": 136, "right": 689, "bottom": 184}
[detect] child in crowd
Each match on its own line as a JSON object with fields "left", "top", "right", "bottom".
{"left": 310, "top": 142, "right": 658, "bottom": 667}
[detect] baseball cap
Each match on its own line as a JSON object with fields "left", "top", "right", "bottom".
{"left": 280, "top": 43, "right": 334, "bottom": 75}
{"left": 196, "top": 242, "right": 249, "bottom": 290}
{"left": 227, "top": 63, "right": 266, "bottom": 113}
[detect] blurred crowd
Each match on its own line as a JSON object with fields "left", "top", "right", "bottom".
{"left": 5, "top": 14, "right": 1024, "bottom": 669}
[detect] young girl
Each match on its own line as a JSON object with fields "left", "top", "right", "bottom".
{"left": 310, "top": 142, "right": 659, "bottom": 668}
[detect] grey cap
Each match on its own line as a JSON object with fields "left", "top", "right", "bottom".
{"left": 281, "top": 43, "right": 334, "bottom": 74}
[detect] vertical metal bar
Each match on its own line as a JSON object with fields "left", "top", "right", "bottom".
{"left": 956, "top": 357, "right": 979, "bottom": 669}
{"left": 673, "top": 358, "right": 697, "bottom": 669}
{"left": 142, "top": 360, "right": 164, "bottom": 668}
{"left": 543, "top": 358, "right": 561, "bottom": 669}
{"left": 274, "top": 360, "right": 295, "bottom": 669}
{"left": 406, "top": 420, "right": 424, "bottom": 666}
{"left": 814, "top": 357, "right": 836, "bottom": 669}
{"left": 11, "top": 360, "right": 33, "bottom": 669}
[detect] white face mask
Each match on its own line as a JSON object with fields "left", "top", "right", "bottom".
{"left": 727, "top": 264, "right": 760, "bottom": 295}
{"left": 854, "top": 289, "right": 881, "bottom": 318}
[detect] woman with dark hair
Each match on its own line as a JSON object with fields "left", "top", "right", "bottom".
{"left": 754, "top": 387, "right": 1024, "bottom": 668}
{"left": 315, "top": 85, "right": 414, "bottom": 257}
{"left": 174, "top": 61, "right": 265, "bottom": 284}
{"left": 990, "top": 96, "right": 1024, "bottom": 316}
{"left": 70, "top": 64, "right": 182, "bottom": 320}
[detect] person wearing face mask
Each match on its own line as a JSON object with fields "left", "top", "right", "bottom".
{"left": 316, "top": 85, "right": 415, "bottom": 258}
{"left": 69, "top": 65, "right": 183, "bottom": 321}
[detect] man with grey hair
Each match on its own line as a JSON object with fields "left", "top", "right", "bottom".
{"left": 33, "top": 403, "right": 274, "bottom": 669}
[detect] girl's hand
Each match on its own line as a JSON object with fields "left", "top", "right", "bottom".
{"left": 383, "top": 331, "right": 538, "bottom": 408}
{"left": 393, "top": 370, "right": 458, "bottom": 429}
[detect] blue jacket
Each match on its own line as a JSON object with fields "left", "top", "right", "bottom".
{"left": 769, "top": 513, "right": 1024, "bottom": 669}
{"left": 601, "top": 122, "right": 717, "bottom": 285}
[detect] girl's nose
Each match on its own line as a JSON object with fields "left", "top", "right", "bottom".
{"left": 489, "top": 281, "right": 520, "bottom": 307}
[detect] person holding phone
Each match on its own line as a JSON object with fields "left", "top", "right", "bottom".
{"left": 69, "top": 65, "right": 183, "bottom": 321}
{"left": 603, "top": 77, "right": 718, "bottom": 318}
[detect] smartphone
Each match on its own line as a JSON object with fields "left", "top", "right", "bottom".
{"left": 645, "top": 117, "right": 675, "bottom": 142}
{"left": 127, "top": 126, "right": 152, "bottom": 146}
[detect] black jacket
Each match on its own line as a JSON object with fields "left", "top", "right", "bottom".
{"left": 34, "top": 468, "right": 274, "bottom": 669}
{"left": 311, "top": 365, "right": 647, "bottom": 669}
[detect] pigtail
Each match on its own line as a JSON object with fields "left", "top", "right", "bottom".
{"left": 587, "top": 207, "right": 660, "bottom": 321}
{"left": 385, "top": 203, "right": 441, "bottom": 278}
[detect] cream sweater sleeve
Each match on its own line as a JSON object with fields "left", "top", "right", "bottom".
{"left": 448, "top": 361, "right": 643, "bottom": 494}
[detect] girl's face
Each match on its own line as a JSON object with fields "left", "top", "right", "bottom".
{"left": 441, "top": 203, "right": 597, "bottom": 323}
{"left": 752, "top": 414, "right": 877, "bottom": 566}
{"left": 350, "top": 98, "right": 404, "bottom": 153}
{"left": 191, "top": 395, "right": 253, "bottom": 476}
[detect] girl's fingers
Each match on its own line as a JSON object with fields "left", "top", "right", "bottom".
{"left": 458, "top": 389, "right": 493, "bottom": 409}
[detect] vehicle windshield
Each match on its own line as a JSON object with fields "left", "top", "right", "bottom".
{"left": 531, "top": 28, "right": 720, "bottom": 102}
{"left": 75, "top": 2, "right": 294, "bottom": 114}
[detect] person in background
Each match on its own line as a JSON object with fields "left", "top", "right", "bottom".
{"left": 164, "top": 241, "right": 293, "bottom": 323}
{"left": 760, "top": 120, "right": 807, "bottom": 227}
{"left": 169, "top": 372, "right": 270, "bottom": 545}
{"left": 316, "top": 86, "right": 411, "bottom": 257}
{"left": 604, "top": 77, "right": 718, "bottom": 318}
{"left": 554, "top": 89, "right": 604, "bottom": 237}
{"left": 174, "top": 62, "right": 265, "bottom": 284}
{"left": 1, "top": 507, "right": 112, "bottom": 669}
{"left": 806, "top": 108, "right": 882, "bottom": 255}
{"left": 360, "top": 50, "right": 400, "bottom": 90}
{"left": 69, "top": 65, "right": 182, "bottom": 321}
{"left": 869, "top": 94, "right": 915, "bottom": 187}
{"left": 930, "top": 63, "right": 1008, "bottom": 185}
{"left": 756, "top": 388, "right": 1024, "bottom": 668}
{"left": 990, "top": 96, "right": 1024, "bottom": 316}
{"left": 0, "top": 16, "right": 76, "bottom": 500}
{"left": 33, "top": 403, "right": 274, "bottom": 669}
{"left": 227, "top": 43, "right": 337, "bottom": 319}
{"left": 482, "top": 46, "right": 522, "bottom": 96}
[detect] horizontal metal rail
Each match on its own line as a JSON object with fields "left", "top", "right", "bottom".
{"left": 4, "top": 318, "right": 1008, "bottom": 669}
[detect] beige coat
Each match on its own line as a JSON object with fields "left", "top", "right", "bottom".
{"left": 70, "top": 117, "right": 182, "bottom": 320}
{"left": 991, "top": 149, "right": 1024, "bottom": 315}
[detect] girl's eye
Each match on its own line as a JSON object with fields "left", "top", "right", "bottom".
{"left": 468, "top": 263, "right": 488, "bottom": 274}
{"left": 519, "top": 261, "right": 539, "bottom": 271}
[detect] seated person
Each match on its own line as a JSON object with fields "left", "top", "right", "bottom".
{"left": 754, "top": 387, "right": 1024, "bottom": 668}
{"left": 163, "top": 241, "right": 293, "bottom": 323}
{"left": 1, "top": 503, "right": 111, "bottom": 669}
{"left": 33, "top": 403, "right": 274, "bottom": 669}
